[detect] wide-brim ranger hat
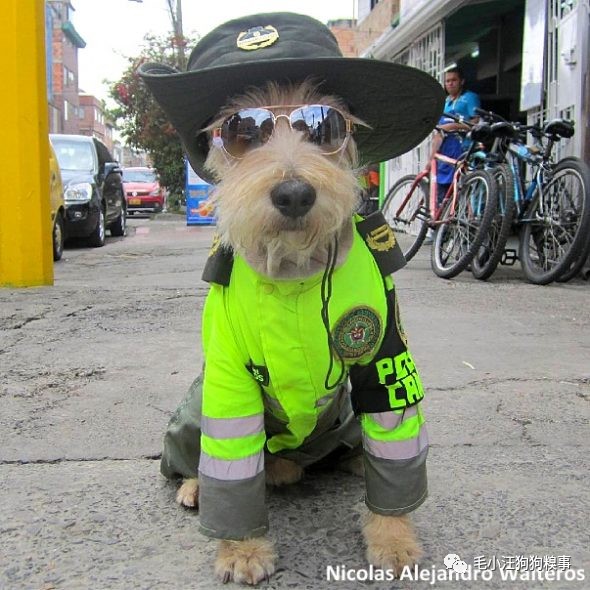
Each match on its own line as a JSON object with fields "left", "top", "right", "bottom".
{"left": 139, "top": 12, "right": 445, "bottom": 182}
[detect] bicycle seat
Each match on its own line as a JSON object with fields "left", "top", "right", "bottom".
{"left": 543, "top": 119, "right": 574, "bottom": 139}
{"left": 490, "top": 121, "right": 517, "bottom": 139}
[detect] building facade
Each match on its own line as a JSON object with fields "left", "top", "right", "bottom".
{"left": 46, "top": 0, "right": 86, "bottom": 134}
{"left": 79, "top": 94, "right": 114, "bottom": 152}
{"left": 355, "top": 0, "right": 589, "bottom": 182}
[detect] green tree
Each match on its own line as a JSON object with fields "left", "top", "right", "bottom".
{"left": 108, "top": 32, "right": 196, "bottom": 207}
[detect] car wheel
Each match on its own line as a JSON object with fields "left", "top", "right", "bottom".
{"left": 110, "top": 202, "right": 127, "bottom": 237}
{"left": 52, "top": 214, "right": 65, "bottom": 261}
{"left": 88, "top": 207, "right": 106, "bottom": 247}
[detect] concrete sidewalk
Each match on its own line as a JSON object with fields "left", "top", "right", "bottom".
{"left": 1, "top": 215, "right": 588, "bottom": 590}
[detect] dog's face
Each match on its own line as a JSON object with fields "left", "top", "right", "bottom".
{"left": 204, "top": 80, "right": 365, "bottom": 278}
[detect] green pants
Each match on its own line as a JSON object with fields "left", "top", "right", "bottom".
{"left": 160, "top": 376, "right": 363, "bottom": 480}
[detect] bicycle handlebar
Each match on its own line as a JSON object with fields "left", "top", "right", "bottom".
{"left": 441, "top": 112, "right": 470, "bottom": 125}
{"left": 474, "top": 107, "right": 508, "bottom": 123}
{"left": 474, "top": 107, "right": 551, "bottom": 141}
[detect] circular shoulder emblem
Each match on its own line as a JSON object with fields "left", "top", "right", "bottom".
{"left": 333, "top": 307, "right": 381, "bottom": 360}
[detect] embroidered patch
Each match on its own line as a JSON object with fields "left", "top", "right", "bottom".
{"left": 333, "top": 307, "right": 381, "bottom": 360}
{"left": 366, "top": 223, "right": 396, "bottom": 252}
{"left": 237, "top": 25, "right": 279, "bottom": 51}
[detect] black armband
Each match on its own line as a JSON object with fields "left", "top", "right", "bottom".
{"left": 350, "top": 288, "right": 424, "bottom": 414}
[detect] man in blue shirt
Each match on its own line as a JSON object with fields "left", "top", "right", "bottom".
{"left": 431, "top": 67, "right": 480, "bottom": 205}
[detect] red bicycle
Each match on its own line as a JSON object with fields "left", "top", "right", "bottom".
{"left": 381, "top": 125, "right": 497, "bottom": 278}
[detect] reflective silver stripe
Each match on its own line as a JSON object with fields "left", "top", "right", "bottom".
{"left": 363, "top": 425, "right": 429, "bottom": 460}
{"left": 198, "top": 450, "right": 264, "bottom": 481}
{"left": 201, "top": 414, "right": 264, "bottom": 439}
{"left": 367, "top": 406, "right": 418, "bottom": 430}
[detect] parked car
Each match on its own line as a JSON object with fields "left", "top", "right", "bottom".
{"left": 122, "top": 167, "right": 166, "bottom": 214}
{"left": 49, "top": 134, "right": 126, "bottom": 247}
{"left": 49, "top": 143, "right": 66, "bottom": 261}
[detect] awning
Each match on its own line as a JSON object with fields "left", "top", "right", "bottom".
{"left": 61, "top": 21, "right": 86, "bottom": 49}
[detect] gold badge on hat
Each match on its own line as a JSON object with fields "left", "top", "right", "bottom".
{"left": 366, "top": 224, "right": 396, "bottom": 252}
{"left": 237, "top": 25, "right": 279, "bottom": 51}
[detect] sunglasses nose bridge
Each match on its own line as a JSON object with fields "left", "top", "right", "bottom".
{"left": 273, "top": 113, "right": 292, "bottom": 131}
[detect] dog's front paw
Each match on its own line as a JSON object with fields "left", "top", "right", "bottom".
{"left": 176, "top": 477, "right": 199, "bottom": 508}
{"left": 363, "top": 513, "right": 423, "bottom": 576}
{"left": 215, "top": 538, "right": 277, "bottom": 585}
{"left": 265, "top": 456, "right": 303, "bottom": 487}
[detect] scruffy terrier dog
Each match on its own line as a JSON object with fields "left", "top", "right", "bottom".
{"left": 140, "top": 11, "right": 443, "bottom": 586}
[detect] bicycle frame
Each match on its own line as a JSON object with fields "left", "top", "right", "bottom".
{"left": 505, "top": 143, "right": 547, "bottom": 222}
{"left": 393, "top": 150, "right": 466, "bottom": 227}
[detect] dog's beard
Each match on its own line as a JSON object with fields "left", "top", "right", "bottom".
{"left": 261, "top": 221, "right": 333, "bottom": 277}
{"left": 215, "top": 194, "right": 351, "bottom": 278}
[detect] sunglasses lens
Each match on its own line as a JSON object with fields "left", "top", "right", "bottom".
{"left": 220, "top": 108, "right": 274, "bottom": 157}
{"left": 290, "top": 106, "right": 348, "bottom": 153}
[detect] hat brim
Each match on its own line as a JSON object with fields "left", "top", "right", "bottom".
{"left": 140, "top": 58, "right": 444, "bottom": 182}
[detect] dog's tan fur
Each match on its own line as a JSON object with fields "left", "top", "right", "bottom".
{"left": 182, "top": 81, "right": 423, "bottom": 584}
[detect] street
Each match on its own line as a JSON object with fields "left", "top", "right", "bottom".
{"left": 1, "top": 213, "right": 588, "bottom": 590}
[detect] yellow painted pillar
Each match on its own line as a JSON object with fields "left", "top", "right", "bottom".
{"left": 0, "top": 0, "right": 53, "bottom": 287}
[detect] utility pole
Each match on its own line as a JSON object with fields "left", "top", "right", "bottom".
{"left": 166, "top": 0, "right": 186, "bottom": 69}
{"left": 130, "top": 0, "right": 186, "bottom": 69}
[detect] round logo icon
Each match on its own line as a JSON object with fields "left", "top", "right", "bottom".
{"left": 444, "top": 554, "right": 468, "bottom": 573}
{"left": 333, "top": 307, "right": 381, "bottom": 360}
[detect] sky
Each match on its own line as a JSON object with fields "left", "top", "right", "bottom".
{"left": 73, "top": 0, "right": 356, "bottom": 104}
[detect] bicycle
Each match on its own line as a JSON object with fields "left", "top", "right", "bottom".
{"left": 469, "top": 108, "right": 590, "bottom": 284}
{"left": 467, "top": 118, "right": 517, "bottom": 280}
{"left": 382, "top": 117, "right": 497, "bottom": 278}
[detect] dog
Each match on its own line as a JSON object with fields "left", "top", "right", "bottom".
{"left": 139, "top": 12, "right": 443, "bottom": 586}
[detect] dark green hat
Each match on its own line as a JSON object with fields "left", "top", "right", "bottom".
{"left": 139, "top": 12, "right": 444, "bottom": 182}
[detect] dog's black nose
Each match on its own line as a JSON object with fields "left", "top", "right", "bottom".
{"left": 270, "top": 180, "right": 316, "bottom": 218}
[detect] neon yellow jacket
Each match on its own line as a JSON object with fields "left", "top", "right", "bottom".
{"left": 198, "top": 213, "right": 428, "bottom": 540}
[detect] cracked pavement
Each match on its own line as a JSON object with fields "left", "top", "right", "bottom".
{"left": 1, "top": 215, "right": 588, "bottom": 589}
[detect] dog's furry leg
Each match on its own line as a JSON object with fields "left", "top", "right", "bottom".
{"left": 265, "top": 455, "right": 303, "bottom": 487}
{"left": 362, "top": 512, "right": 423, "bottom": 576}
{"left": 176, "top": 477, "right": 199, "bottom": 508}
{"left": 337, "top": 454, "right": 364, "bottom": 477}
{"left": 215, "top": 537, "right": 277, "bottom": 585}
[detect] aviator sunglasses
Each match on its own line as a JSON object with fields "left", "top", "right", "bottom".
{"left": 213, "top": 104, "right": 354, "bottom": 158}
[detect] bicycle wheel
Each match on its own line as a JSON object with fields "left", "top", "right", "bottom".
{"left": 431, "top": 169, "right": 498, "bottom": 279}
{"left": 557, "top": 237, "right": 590, "bottom": 282}
{"left": 472, "top": 164, "right": 517, "bottom": 280}
{"left": 519, "top": 158, "right": 590, "bottom": 285}
{"left": 381, "top": 174, "right": 429, "bottom": 262}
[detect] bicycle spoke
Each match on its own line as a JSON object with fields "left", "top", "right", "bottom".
{"left": 381, "top": 174, "right": 430, "bottom": 262}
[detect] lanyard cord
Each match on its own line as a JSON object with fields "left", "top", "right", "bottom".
{"left": 321, "top": 236, "right": 346, "bottom": 390}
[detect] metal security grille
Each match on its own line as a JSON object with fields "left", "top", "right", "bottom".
{"left": 532, "top": 0, "right": 585, "bottom": 159}
{"left": 388, "top": 23, "right": 444, "bottom": 182}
